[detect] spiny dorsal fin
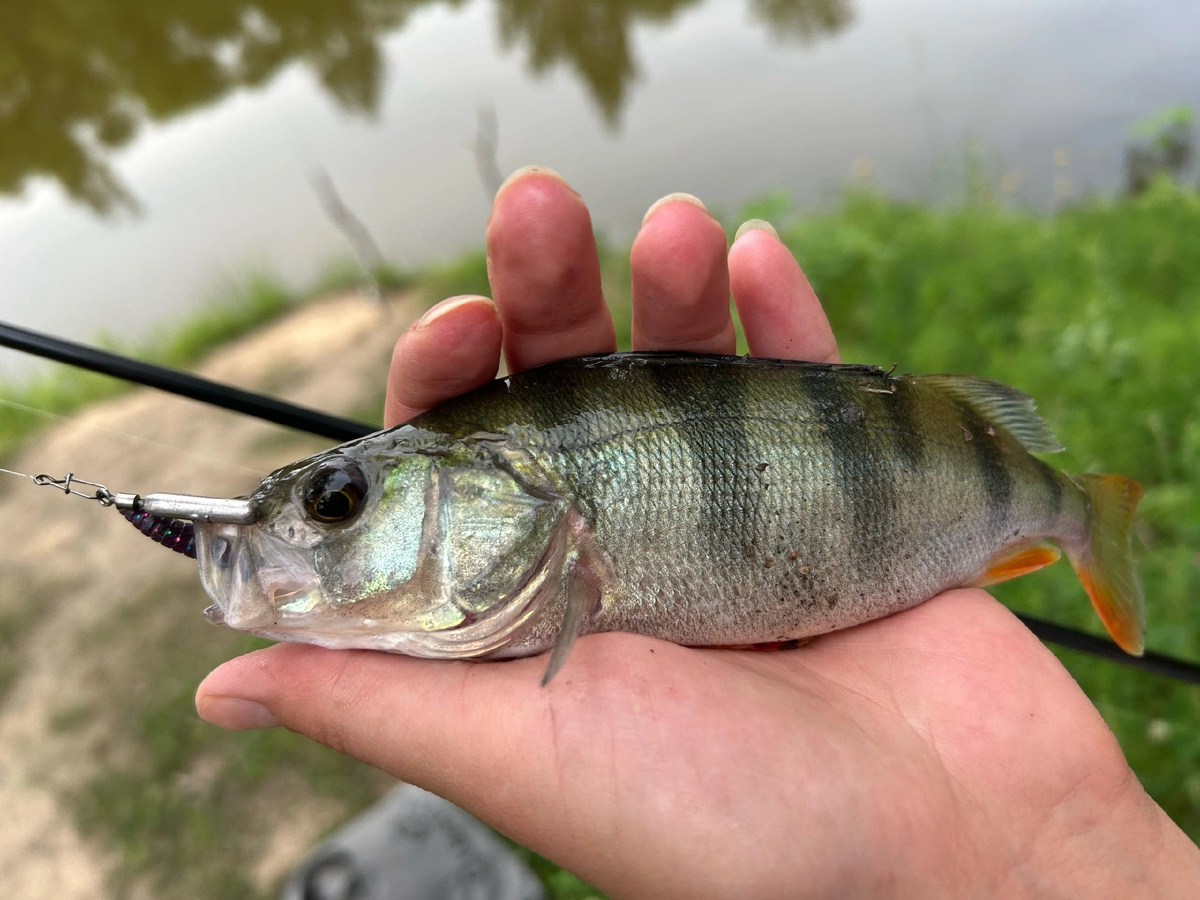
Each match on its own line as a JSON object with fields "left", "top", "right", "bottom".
{"left": 912, "top": 374, "right": 1065, "bottom": 454}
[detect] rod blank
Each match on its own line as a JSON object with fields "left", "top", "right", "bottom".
{"left": 0, "top": 319, "right": 374, "bottom": 441}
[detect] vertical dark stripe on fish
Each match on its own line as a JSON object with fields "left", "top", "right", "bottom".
{"left": 880, "top": 378, "right": 925, "bottom": 471}
{"left": 799, "top": 369, "right": 898, "bottom": 577}
{"left": 1034, "top": 456, "right": 1064, "bottom": 520}
{"left": 648, "top": 362, "right": 755, "bottom": 564}
{"left": 521, "top": 362, "right": 612, "bottom": 518}
{"left": 956, "top": 400, "right": 1014, "bottom": 535}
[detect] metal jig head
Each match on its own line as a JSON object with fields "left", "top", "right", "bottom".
{"left": 3, "top": 468, "right": 258, "bottom": 561}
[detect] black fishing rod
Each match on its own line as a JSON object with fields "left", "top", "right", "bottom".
{"left": 0, "top": 320, "right": 373, "bottom": 441}
{"left": 1015, "top": 615, "right": 1200, "bottom": 685}
{"left": 3, "top": 318, "right": 1199, "bottom": 686}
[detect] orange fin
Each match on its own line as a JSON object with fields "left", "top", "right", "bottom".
{"left": 1065, "top": 474, "right": 1145, "bottom": 656}
{"left": 970, "top": 542, "right": 1061, "bottom": 587}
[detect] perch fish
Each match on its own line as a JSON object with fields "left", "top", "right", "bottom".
{"left": 120, "top": 353, "right": 1148, "bottom": 681}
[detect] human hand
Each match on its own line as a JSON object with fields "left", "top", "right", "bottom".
{"left": 197, "top": 168, "right": 1200, "bottom": 898}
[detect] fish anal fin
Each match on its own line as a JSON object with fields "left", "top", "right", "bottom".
{"left": 970, "top": 542, "right": 1061, "bottom": 587}
{"left": 914, "top": 374, "right": 1065, "bottom": 454}
{"left": 541, "top": 551, "right": 602, "bottom": 687}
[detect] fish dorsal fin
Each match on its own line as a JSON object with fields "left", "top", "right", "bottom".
{"left": 912, "top": 374, "right": 1065, "bottom": 454}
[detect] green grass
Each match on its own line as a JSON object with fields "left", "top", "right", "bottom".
{"left": 415, "top": 248, "right": 493, "bottom": 305}
{"left": 309, "top": 257, "right": 417, "bottom": 298}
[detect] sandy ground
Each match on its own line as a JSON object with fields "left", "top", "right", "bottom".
{"left": 0, "top": 293, "right": 422, "bottom": 898}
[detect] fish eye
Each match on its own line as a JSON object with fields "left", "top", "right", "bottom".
{"left": 303, "top": 462, "right": 368, "bottom": 524}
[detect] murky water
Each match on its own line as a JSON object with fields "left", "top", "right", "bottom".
{"left": 1, "top": 0, "right": 1197, "bottom": 375}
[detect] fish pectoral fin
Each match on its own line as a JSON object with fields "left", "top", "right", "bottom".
{"left": 969, "top": 542, "right": 1062, "bottom": 587}
{"left": 541, "top": 552, "right": 602, "bottom": 687}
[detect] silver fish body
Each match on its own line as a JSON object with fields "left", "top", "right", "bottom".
{"left": 195, "top": 353, "right": 1144, "bottom": 671}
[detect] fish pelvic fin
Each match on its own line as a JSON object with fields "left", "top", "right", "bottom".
{"left": 541, "top": 552, "right": 602, "bottom": 687}
{"left": 1065, "top": 473, "right": 1146, "bottom": 656}
{"left": 914, "top": 374, "right": 1065, "bottom": 454}
{"left": 969, "top": 542, "right": 1061, "bottom": 587}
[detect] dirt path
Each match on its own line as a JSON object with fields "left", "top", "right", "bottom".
{"left": 0, "top": 293, "right": 422, "bottom": 898}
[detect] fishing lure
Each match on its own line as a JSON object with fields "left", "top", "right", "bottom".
{"left": 0, "top": 468, "right": 253, "bottom": 560}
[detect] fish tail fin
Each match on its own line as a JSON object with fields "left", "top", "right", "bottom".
{"left": 1064, "top": 473, "right": 1145, "bottom": 656}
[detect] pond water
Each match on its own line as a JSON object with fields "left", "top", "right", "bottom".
{"left": 0, "top": 0, "right": 1197, "bottom": 376}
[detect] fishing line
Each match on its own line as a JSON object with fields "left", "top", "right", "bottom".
{"left": 0, "top": 396, "right": 268, "bottom": 480}
{"left": 4, "top": 319, "right": 1200, "bottom": 686}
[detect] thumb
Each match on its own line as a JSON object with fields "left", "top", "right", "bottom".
{"left": 194, "top": 635, "right": 702, "bottom": 897}
{"left": 193, "top": 641, "right": 623, "bottom": 870}
{"left": 195, "top": 643, "right": 547, "bottom": 793}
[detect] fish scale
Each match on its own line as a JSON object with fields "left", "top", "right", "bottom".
{"left": 427, "top": 358, "right": 1052, "bottom": 648}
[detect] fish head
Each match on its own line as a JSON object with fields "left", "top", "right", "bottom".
{"left": 194, "top": 429, "right": 567, "bottom": 656}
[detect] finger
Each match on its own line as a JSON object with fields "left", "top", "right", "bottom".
{"left": 195, "top": 644, "right": 546, "bottom": 789}
{"left": 486, "top": 166, "right": 616, "bottom": 372}
{"left": 630, "top": 194, "right": 734, "bottom": 354}
{"left": 728, "top": 221, "right": 839, "bottom": 362}
{"left": 384, "top": 295, "right": 502, "bottom": 427}
{"left": 194, "top": 637, "right": 667, "bottom": 875}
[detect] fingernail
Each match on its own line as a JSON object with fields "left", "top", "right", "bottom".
{"left": 417, "top": 295, "right": 494, "bottom": 328}
{"left": 734, "top": 219, "right": 779, "bottom": 242}
{"left": 495, "top": 165, "right": 571, "bottom": 198}
{"left": 199, "top": 697, "right": 279, "bottom": 731}
{"left": 643, "top": 192, "right": 707, "bottom": 225}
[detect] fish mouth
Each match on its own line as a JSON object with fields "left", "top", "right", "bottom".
{"left": 196, "top": 523, "right": 322, "bottom": 631}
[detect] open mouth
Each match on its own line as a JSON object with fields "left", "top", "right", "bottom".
{"left": 196, "top": 523, "right": 320, "bottom": 630}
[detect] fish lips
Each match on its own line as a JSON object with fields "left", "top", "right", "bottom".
{"left": 195, "top": 522, "right": 323, "bottom": 631}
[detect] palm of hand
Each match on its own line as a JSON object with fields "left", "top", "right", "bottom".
{"left": 476, "top": 590, "right": 1134, "bottom": 897}
{"left": 197, "top": 170, "right": 1186, "bottom": 898}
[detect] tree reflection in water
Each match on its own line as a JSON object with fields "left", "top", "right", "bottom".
{"left": 0, "top": 0, "right": 852, "bottom": 213}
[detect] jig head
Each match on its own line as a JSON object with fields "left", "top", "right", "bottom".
{"left": 3, "top": 468, "right": 257, "bottom": 559}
